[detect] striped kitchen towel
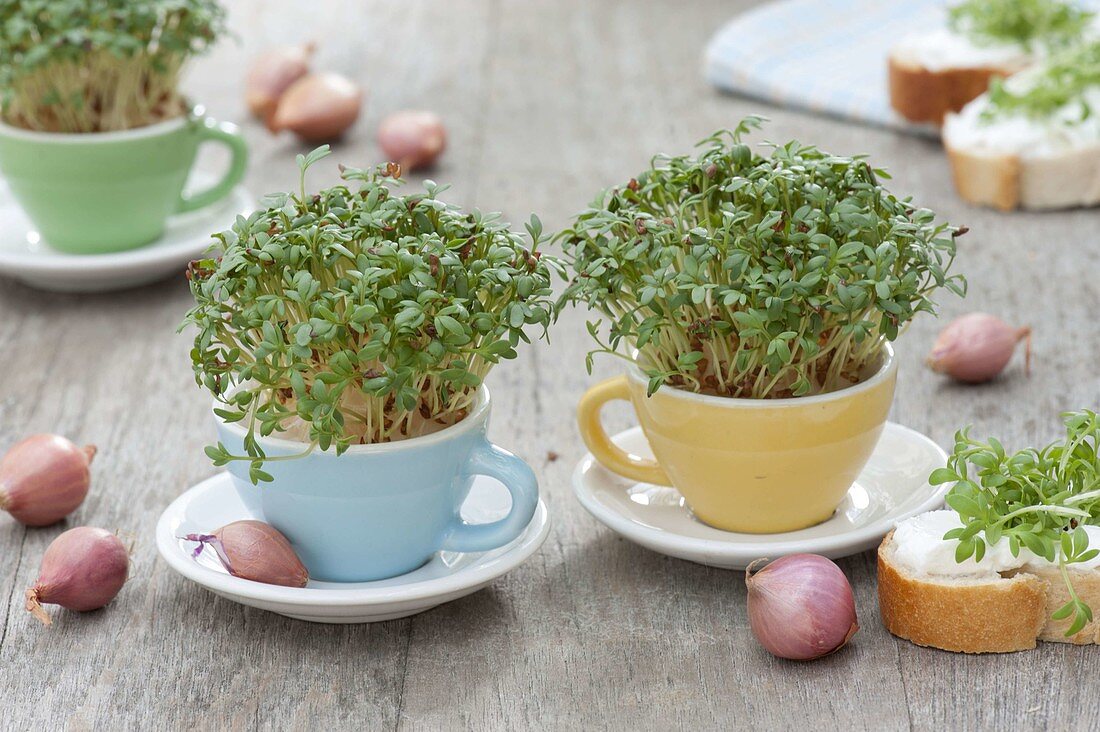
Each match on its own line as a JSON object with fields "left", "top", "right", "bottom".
{"left": 707, "top": 0, "right": 1100, "bottom": 136}
{"left": 704, "top": 0, "right": 946, "bottom": 135}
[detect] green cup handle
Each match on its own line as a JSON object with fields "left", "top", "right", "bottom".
{"left": 176, "top": 118, "right": 248, "bottom": 214}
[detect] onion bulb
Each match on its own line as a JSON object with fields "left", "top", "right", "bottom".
{"left": 270, "top": 72, "right": 363, "bottom": 142}
{"left": 377, "top": 111, "right": 447, "bottom": 171}
{"left": 745, "top": 554, "right": 859, "bottom": 660}
{"left": 927, "top": 312, "right": 1031, "bottom": 384}
{"left": 245, "top": 42, "right": 315, "bottom": 124}
{"left": 25, "top": 527, "right": 129, "bottom": 626}
{"left": 186, "top": 520, "right": 308, "bottom": 588}
{"left": 0, "top": 434, "right": 95, "bottom": 526}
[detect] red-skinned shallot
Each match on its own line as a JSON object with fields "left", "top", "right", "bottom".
{"left": 25, "top": 527, "right": 129, "bottom": 626}
{"left": 270, "top": 72, "right": 363, "bottom": 142}
{"left": 745, "top": 554, "right": 858, "bottom": 661}
{"left": 0, "top": 434, "right": 95, "bottom": 526}
{"left": 377, "top": 111, "right": 447, "bottom": 171}
{"left": 245, "top": 42, "right": 315, "bottom": 123}
{"left": 186, "top": 520, "right": 308, "bottom": 588}
{"left": 927, "top": 312, "right": 1031, "bottom": 384}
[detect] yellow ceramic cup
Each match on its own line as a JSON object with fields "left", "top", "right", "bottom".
{"left": 577, "top": 345, "right": 898, "bottom": 533}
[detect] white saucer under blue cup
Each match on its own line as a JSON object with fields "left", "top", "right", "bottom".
{"left": 156, "top": 473, "right": 550, "bottom": 623}
{"left": 157, "top": 386, "right": 550, "bottom": 622}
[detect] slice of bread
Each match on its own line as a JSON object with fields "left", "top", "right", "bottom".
{"left": 888, "top": 53, "right": 1020, "bottom": 125}
{"left": 888, "top": 32, "right": 1030, "bottom": 125}
{"left": 943, "top": 126, "right": 1100, "bottom": 211}
{"left": 940, "top": 38, "right": 1100, "bottom": 210}
{"left": 878, "top": 529, "right": 1100, "bottom": 653}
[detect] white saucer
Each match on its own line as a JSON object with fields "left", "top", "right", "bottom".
{"left": 572, "top": 422, "right": 948, "bottom": 570}
{"left": 156, "top": 472, "right": 550, "bottom": 623}
{"left": 0, "top": 174, "right": 253, "bottom": 293}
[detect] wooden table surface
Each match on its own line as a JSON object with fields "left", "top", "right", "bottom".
{"left": 2, "top": 1, "right": 1098, "bottom": 728}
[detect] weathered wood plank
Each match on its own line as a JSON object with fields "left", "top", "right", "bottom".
{"left": 0, "top": 0, "right": 494, "bottom": 727}
{"left": 1, "top": 0, "right": 1099, "bottom": 728}
{"left": 396, "top": 1, "right": 912, "bottom": 729}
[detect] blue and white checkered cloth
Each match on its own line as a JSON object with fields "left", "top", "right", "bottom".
{"left": 704, "top": 0, "right": 1099, "bottom": 135}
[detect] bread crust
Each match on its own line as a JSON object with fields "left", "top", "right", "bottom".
{"left": 1025, "top": 564, "right": 1100, "bottom": 645}
{"left": 879, "top": 529, "right": 1100, "bottom": 652}
{"left": 945, "top": 136, "right": 1100, "bottom": 211}
{"left": 888, "top": 53, "right": 1015, "bottom": 125}
{"left": 943, "top": 140, "right": 1021, "bottom": 211}
{"left": 878, "top": 532, "right": 1046, "bottom": 653}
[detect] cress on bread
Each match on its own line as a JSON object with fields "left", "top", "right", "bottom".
{"left": 942, "top": 39, "right": 1100, "bottom": 210}
{"left": 879, "top": 410, "right": 1100, "bottom": 653}
{"left": 889, "top": 0, "right": 1096, "bottom": 124}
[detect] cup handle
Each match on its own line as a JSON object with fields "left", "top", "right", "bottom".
{"left": 440, "top": 440, "right": 539, "bottom": 553}
{"left": 577, "top": 375, "right": 670, "bottom": 485}
{"left": 176, "top": 118, "right": 249, "bottom": 214}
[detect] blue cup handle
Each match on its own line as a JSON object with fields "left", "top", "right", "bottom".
{"left": 441, "top": 440, "right": 539, "bottom": 553}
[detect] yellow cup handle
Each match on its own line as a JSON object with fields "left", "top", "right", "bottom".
{"left": 577, "top": 375, "right": 670, "bottom": 485}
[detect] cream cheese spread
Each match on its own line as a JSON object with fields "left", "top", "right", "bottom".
{"left": 943, "top": 82, "right": 1100, "bottom": 157}
{"left": 892, "top": 28, "right": 1032, "bottom": 73}
{"left": 891, "top": 509, "right": 1100, "bottom": 577}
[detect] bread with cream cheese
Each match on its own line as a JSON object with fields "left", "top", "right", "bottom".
{"left": 942, "top": 42, "right": 1100, "bottom": 210}
{"left": 889, "top": 1, "right": 1098, "bottom": 126}
{"left": 888, "top": 31, "right": 1029, "bottom": 125}
{"left": 878, "top": 511, "right": 1100, "bottom": 653}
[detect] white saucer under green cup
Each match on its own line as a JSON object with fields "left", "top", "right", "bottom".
{"left": 0, "top": 106, "right": 247, "bottom": 255}
{"left": 0, "top": 174, "right": 254, "bottom": 293}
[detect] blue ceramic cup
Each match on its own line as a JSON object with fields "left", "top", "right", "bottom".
{"left": 214, "top": 387, "right": 539, "bottom": 582}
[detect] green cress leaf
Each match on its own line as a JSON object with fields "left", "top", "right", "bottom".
{"left": 982, "top": 40, "right": 1100, "bottom": 122}
{"left": 182, "top": 152, "right": 561, "bottom": 481}
{"left": 556, "top": 119, "right": 965, "bottom": 399}
{"left": 0, "top": 0, "right": 226, "bottom": 132}
{"left": 939, "top": 410, "right": 1100, "bottom": 635}
{"left": 948, "top": 0, "right": 1094, "bottom": 51}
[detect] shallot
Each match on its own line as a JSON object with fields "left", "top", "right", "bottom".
{"left": 25, "top": 527, "right": 129, "bottom": 626}
{"left": 0, "top": 434, "right": 95, "bottom": 526}
{"left": 926, "top": 312, "right": 1031, "bottom": 384}
{"left": 186, "top": 520, "right": 308, "bottom": 587}
{"left": 245, "top": 42, "right": 315, "bottom": 123}
{"left": 270, "top": 72, "right": 363, "bottom": 142}
{"left": 377, "top": 111, "right": 447, "bottom": 171}
{"left": 745, "top": 554, "right": 858, "bottom": 661}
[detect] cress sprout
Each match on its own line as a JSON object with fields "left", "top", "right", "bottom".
{"left": 0, "top": 0, "right": 226, "bottom": 132}
{"left": 183, "top": 147, "right": 562, "bottom": 482}
{"left": 558, "top": 117, "right": 966, "bottom": 399}
{"left": 948, "top": 0, "right": 1095, "bottom": 51}
{"left": 931, "top": 409, "right": 1100, "bottom": 636}
{"left": 983, "top": 40, "right": 1100, "bottom": 121}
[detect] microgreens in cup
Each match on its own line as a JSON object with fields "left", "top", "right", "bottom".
{"left": 0, "top": 0, "right": 226, "bottom": 132}
{"left": 982, "top": 40, "right": 1100, "bottom": 122}
{"left": 183, "top": 146, "right": 562, "bottom": 483}
{"left": 557, "top": 117, "right": 966, "bottom": 399}
{"left": 948, "top": 0, "right": 1095, "bottom": 51}
{"left": 930, "top": 410, "right": 1100, "bottom": 636}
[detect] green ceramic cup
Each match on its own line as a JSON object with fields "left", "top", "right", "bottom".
{"left": 0, "top": 108, "right": 248, "bottom": 255}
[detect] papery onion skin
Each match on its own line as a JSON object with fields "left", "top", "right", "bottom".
{"left": 270, "top": 72, "right": 363, "bottom": 141}
{"left": 745, "top": 554, "right": 859, "bottom": 661}
{"left": 926, "top": 312, "right": 1031, "bottom": 384}
{"left": 188, "top": 520, "right": 308, "bottom": 588}
{"left": 25, "top": 527, "right": 129, "bottom": 626}
{"left": 245, "top": 42, "right": 315, "bottom": 123}
{"left": 377, "top": 110, "right": 447, "bottom": 171}
{"left": 0, "top": 434, "right": 96, "bottom": 526}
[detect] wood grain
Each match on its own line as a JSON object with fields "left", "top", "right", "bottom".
{"left": 1, "top": 0, "right": 1098, "bottom": 729}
